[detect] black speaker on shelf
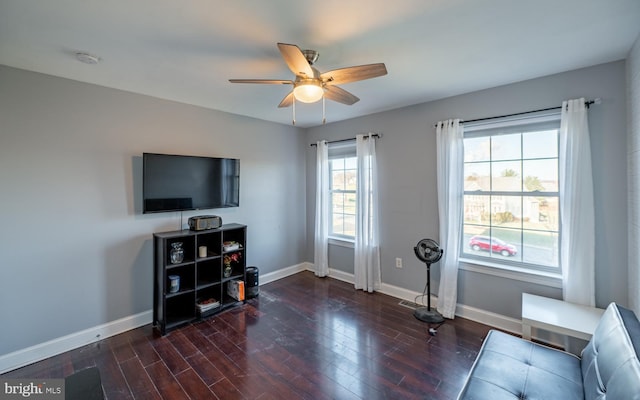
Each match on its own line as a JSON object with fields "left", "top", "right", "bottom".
{"left": 246, "top": 266, "right": 259, "bottom": 298}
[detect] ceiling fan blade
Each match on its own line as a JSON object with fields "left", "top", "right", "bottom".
{"left": 321, "top": 63, "right": 387, "bottom": 85}
{"left": 278, "top": 91, "right": 295, "bottom": 108}
{"left": 277, "top": 43, "right": 314, "bottom": 78}
{"left": 229, "top": 79, "right": 293, "bottom": 84}
{"left": 324, "top": 85, "right": 360, "bottom": 105}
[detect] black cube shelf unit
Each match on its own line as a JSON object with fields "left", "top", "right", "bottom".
{"left": 153, "top": 223, "right": 246, "bottom": 335}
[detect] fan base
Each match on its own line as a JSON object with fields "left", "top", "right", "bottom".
{"left": 413, "top": 307, "right": 445, "bottom": 324}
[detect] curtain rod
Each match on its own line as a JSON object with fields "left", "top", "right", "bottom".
{"left": 433, "top": 98, "right": 600, "bottom": 128}
{"left": 310, "top": 133, "right": 382, "bottom": 147}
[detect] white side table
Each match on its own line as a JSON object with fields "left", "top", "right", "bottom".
{"left": 522, "top": 293, "right": 604, "bottom": 341}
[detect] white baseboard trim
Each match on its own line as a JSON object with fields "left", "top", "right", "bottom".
{"left": 0, "top": 263, "right": 310, "bottom": 374}
{"left": 325, "top": 267, "right": 353, "bottom": 284}
{"left": 260, "top": 262, "right": 311, "bottom": 285}
{"left": 0, "top": 310, "right": 152, "bottom": 374}
{"left": 1, "top": 263, "right": 559, "bottom": 374}
{"left": 454, "top": 303, "right": 522, "bottom": 334}
{"left": 322, "top": 267, "right": 526, "bottom": 337}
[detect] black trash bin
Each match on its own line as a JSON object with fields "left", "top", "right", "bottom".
{"left": 246, "top": 266, "right": 259, "bottom": 298}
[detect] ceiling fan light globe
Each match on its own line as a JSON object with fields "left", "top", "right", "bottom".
{"left": 293, "top": 82, "right": 324, "bottom": 103}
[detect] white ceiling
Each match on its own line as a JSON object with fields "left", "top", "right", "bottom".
{"left": 1, "top": 0, "right": 639, "bottom": 128}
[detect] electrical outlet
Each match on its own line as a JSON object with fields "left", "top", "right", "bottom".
{"left": 395, "top": 257, "right": 402, "bottom": 268}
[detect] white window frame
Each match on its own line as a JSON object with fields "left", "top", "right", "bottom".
{"left": 459, "top": 112, "right": 563, "bottom": 283}
{"left": 328, "top": 142, "right": 357, "bottom": 244}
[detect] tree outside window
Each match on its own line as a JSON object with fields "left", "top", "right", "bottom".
{"left": 462, "top": 127, "right": 560, "bottom": 272}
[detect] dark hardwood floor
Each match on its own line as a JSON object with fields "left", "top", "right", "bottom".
{"left": 2, "top": 271, "right": 493, "bottom": 399}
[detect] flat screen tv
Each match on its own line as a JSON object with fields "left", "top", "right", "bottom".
{"left": 143, "top": 153, "right": 240, "bottom": 213}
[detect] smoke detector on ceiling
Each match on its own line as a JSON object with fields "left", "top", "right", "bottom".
{"left": 75, "top": 52, "right": 100, "bottom": 65}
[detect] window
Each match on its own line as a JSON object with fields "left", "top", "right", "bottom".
{"left": 329, "top": 143, "right": 357, "bottom": 240}
{"left": 461, "top": 116, "right": 561, "bottom": 273}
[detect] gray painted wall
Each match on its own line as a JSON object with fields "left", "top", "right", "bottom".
{"left": 0, "top": 58, "right": 631, "bottom": 360}
{"left": 0, "top": 65, "right": 307, "bottom": 355}
{"left": 306, "top": 61, "right": 628, "bottom": 319}
{"left": 628, "top": 33, "right": 640, "bottom": 314}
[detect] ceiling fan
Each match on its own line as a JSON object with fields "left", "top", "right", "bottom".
{"left": 229, "top": 43, "right": 387, "bottom": 124}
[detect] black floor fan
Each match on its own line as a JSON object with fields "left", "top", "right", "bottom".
{"left": 413, "top": 238, "right": 444, "bottom": 335}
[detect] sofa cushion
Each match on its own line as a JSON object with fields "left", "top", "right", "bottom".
{"left": 457, "top": 330, "right": 583, "bottom": 400}
{"left": 580, "top": 303, "right": 640, "bottom": 400}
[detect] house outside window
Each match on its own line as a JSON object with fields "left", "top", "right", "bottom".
{"left": 329, "top": 143, "right": 357, "bottom": 240}
{"left": 461, "top": 115, "right": 561, "bottom": 274}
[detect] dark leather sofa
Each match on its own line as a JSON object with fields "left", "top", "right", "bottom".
{"left": 457, "top": 302, "right": 640, "bottom": 399}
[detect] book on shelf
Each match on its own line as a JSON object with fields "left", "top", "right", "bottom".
{"left": 227, "top": 280, "right": 245, "bottom": 301}
{"left": 196, "top": 298, "right": 220, "bottom": 312}
{"left": 223, "top": 241, "right": 242, "bottom": 252}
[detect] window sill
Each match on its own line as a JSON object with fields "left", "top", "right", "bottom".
{"left": 458, "top": 257, "right": 562, "bottom": 288}
{"left": 328, "top": 237, "right": 354, "bottom": 248}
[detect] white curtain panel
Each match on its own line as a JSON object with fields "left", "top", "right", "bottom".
{"left": 560, "top": 98, "right": 595, "bottom": 306}
{"left": 436, "top": 119, "right": 464, "bottom": 319}
{"left": 314, "top": 140, "right": 329, "bottom": 277}
{"left": 354, "top": 134, "right": 381, "bottom": 292}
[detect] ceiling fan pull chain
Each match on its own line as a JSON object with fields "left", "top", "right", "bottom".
{"left": 292, "top": 97, "right": 296, "bottom": 125}
{"left": 322, "top": 95, "right": 326, "bottom": 125}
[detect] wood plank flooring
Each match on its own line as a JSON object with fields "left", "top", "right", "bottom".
{"left": 2, "top": 271, "right": 493, "bottom": 399}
